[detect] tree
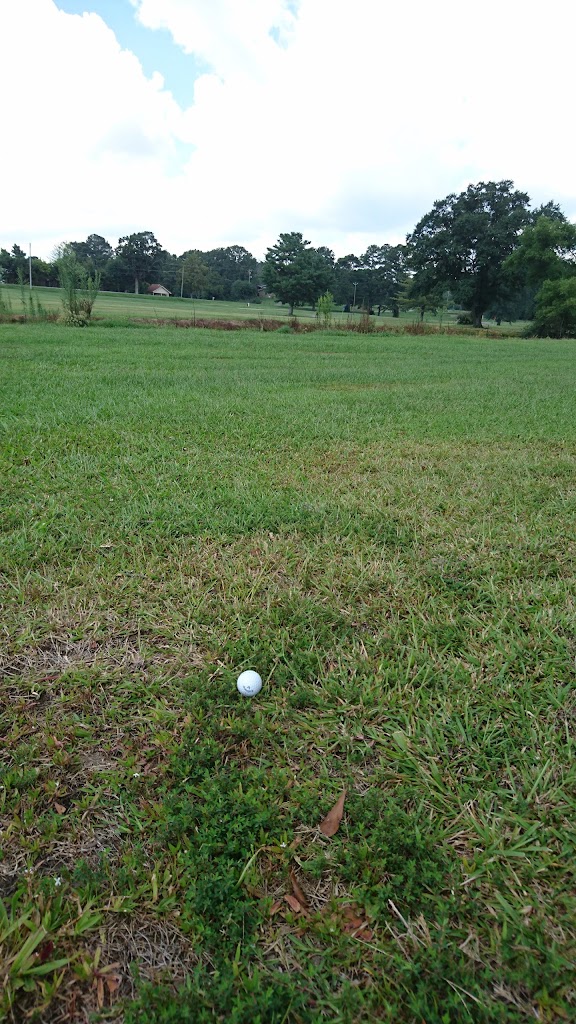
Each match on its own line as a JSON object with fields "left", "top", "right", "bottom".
{"left": 531, "top": 278, "right": 576, "bottom": 338}
{"left": 202, "top": 246, "right": 259, "bottom": 300}
{"left": 506, "top": 215, "right": 576, "bottom": 289}
{"left": 358, "top": 244, "right": 407, "bottom": 315}
{"left": 230, "top": 278, "right": 258, "bottom": 301}
{"left": 407, "top": 181, "right": 531, "bottom": 327}
{"left": 30, "top": 257, "right": 58, "bottom": 287}
{"left": 332, "top": 255, "right": 362, "bottom": 306}
{"left": 398, "top": 275, "right": 445, "bottom": 321}
{"left": 0, "top": 245, "right": 27, "bottom": 284}
{"left": 69, "top": 234, "right": 113, "bottom": 272}
{"left": 506, "top": 212, "right": 576, "bottom": 337}
{"left": 115, "top": 231, "right": 163, "bottom": 294}
{"left": 263, "top": 233, "right": 333, "bottom": 315}
{"left": 181, "top": 251, "right": 219, "bottom": 297}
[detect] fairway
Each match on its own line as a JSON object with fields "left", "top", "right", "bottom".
{"left": 1, "top": 323, "right": 575, "bottom": 1022}
{"left": 0, "top": 283, "right": 525, "bottom": 331}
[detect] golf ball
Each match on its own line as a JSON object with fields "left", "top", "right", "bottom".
{"left": 236, "top": 670, "right": 263, "bottom": 697}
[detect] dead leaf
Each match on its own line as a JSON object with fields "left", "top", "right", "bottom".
{"left": 269, "top": 900, "right": 283, "bottom": 916}
{"left": 342, "top": 906, "right": 363, "bottom": 930}
{"left": 289, "top": 868, "right": 309, "bottom": 910}
{"left": 284, "top": 894, "right": 303, "bottom": 914}
{"left": 319, "top": 789, "right": 346, "bottom": 837}
{"left": 37, "top": 941, "right": 55, "bottom": 964}
{"left": 51, "top": 736, "right": 64, "bottom": 749}
{"left": 54, "top": 802, "right": 66, "bottom": 815}
{"left": 104, "top": 974, "right": 121, "bottom": 997}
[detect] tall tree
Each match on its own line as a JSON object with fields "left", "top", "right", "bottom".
{"left": 202, "top": 246, "right": 259, "bottom": 299}
{"left": 181, "top": 251, "right": 217, "bottom": 297}
{"left": 505, "top": 214, "right": 576, "bottom": 288}
{"left": 359, "top": 244, "right": 407, "bottom": 315}
{"left": 0, "top": 244, "right": 27, "bottom": 283}
{"left": 407, "top": 181, "right": 531, "bottom": 327}
{"left": 506, "top": 212, "right": 576, "bottom": 337}
{"left": 69, "top": 234, "right": 113, "bottom": 272}
{"left": 332, "top": 255, "right": 362, "bottom": 306}
{"left": 115, "top": 231, "right": 163, "bottom": 294}
{"left": 263, "top": 233, "right": 333, "bottom": 315}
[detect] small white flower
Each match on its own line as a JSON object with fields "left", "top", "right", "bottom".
{"left": 133, "top": 772, "right": 140, "bottom": 778}
{"left": 280, "top": 843, "right": 287, "bottom": 848}
{"left": 54, "top": 876, "right": 62, "bottom": 886}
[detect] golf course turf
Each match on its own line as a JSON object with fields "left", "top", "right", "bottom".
{"left": 1, "top": 322, "right": 575, "bottom": 1022}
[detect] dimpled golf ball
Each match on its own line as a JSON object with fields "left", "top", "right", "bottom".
{"left": 236, "top": 670, "right": 263, "bottom": 697}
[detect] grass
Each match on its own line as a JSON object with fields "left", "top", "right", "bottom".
{"left": 1, "top": 322, "right": 575, "bottom": 1022}
{"left": 0, "top": 284, "right": 526, "bottom": 332}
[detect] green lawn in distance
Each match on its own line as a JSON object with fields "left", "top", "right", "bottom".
{"left": 0, "top": 282, "right": 526, "bottom": 330}
{"left": 1, "top": 322, "right": 575, "bottom": 1023}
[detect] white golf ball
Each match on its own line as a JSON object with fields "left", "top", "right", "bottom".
{"left": 236, "top": 670, "right": 263, "bottom": 697}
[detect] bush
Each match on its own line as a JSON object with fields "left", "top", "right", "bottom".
{"left": 531, "top": 278, "right": 576, "bottom": 338}
{"left": 56, "top": 246, "right": 100, "bottom": 326}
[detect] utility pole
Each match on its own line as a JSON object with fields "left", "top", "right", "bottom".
{"left": 29, "top": 243, "right": 32, "bottom": 289}
{"left": 180, "top": 263, "right": 184, "bottom": 299}
{"left": 353, "top": 281, "right": 358, "bottom": 308}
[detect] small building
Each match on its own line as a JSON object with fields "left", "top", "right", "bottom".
{"left": 148, "top": 284, "right": 171, "bottom": 297}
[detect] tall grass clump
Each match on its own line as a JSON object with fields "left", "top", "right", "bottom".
{"left": 17, "top": 272, "right": 52, "bottom": 321}
{"left": 0, "top": 286, "right": 13, "bottom": 321}
{"left": 55, "top": 245, "right": 100, "bottom": 326}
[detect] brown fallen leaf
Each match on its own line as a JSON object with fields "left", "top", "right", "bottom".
{"left": 104, "top": 974, "right": 121, "bottom": 997}
{"left": 319, "top": 789, "right": 346, "bottom": 837}
{"left": 284, "top": 894, "right": 303, "bottom": 914}
{"left": 269, "top": 900, "right": 283, "bottom": 916}
{"left": 289, "top": 868, "right": 309, "bottom": 911}
{"left": 54, "top": 802, "right": 66, "bottom": 815}
{"left": 340, "top": 904, "right": 374, "bottom": 942}
{"left": 342, "top": 906, "right": 363, "bottom": 930}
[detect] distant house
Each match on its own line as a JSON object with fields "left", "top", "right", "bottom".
{"left": 148, "top": 284, "right": 171, "bottom": 297}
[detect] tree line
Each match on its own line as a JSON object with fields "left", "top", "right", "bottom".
{"left": 1, "top": 180, "right": 575, "bottom": 335}
{"left": 0, "top": 235, "right": 262, "bottom": 303}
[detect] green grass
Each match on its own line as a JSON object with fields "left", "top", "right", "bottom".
{"left": 0, "top": 283, "right": 526, "bottom": 332}
{"left": 1, "top": 322, "right": 575, "bottom": 1022}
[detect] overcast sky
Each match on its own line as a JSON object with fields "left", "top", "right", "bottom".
{"left": 3, "top": 0, "right": 575, "bottom": 261}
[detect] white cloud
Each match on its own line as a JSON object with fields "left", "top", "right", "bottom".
{"left": 2, "top": 0, "right": 575, "bottom": 261}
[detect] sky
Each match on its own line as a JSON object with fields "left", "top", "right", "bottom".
{"left": 2, "top": 0, "right": 576, "bottom": 262}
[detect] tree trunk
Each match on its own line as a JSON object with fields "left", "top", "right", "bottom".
{"left": 135, "top": 275, "right": 139, "bottom": 295}
{"left": 472, "top": 309, "right": 483, "bottom": 328}
{"left": 289, "top": 301, "right": 294, "bottom": 315}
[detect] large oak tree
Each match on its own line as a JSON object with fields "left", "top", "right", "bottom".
{"left": 407, "top": 181, "right": 531, "bottom": 327}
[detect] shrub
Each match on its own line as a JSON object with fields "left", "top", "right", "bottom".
{"left": 531, "top": 278, "right": 576, "bottom": 338}
{"left": 55, "top": 246, "right": 100, "bottom": 326}
{"left": 316, "top": 290, "right": 334, "bottom": 327}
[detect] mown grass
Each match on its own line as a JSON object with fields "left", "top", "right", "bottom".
{"left": 1, "top": 322, "right": 575, "bottom": 1023}
{"left": 0, "top": 284, "right": 526, "bottom": 332}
